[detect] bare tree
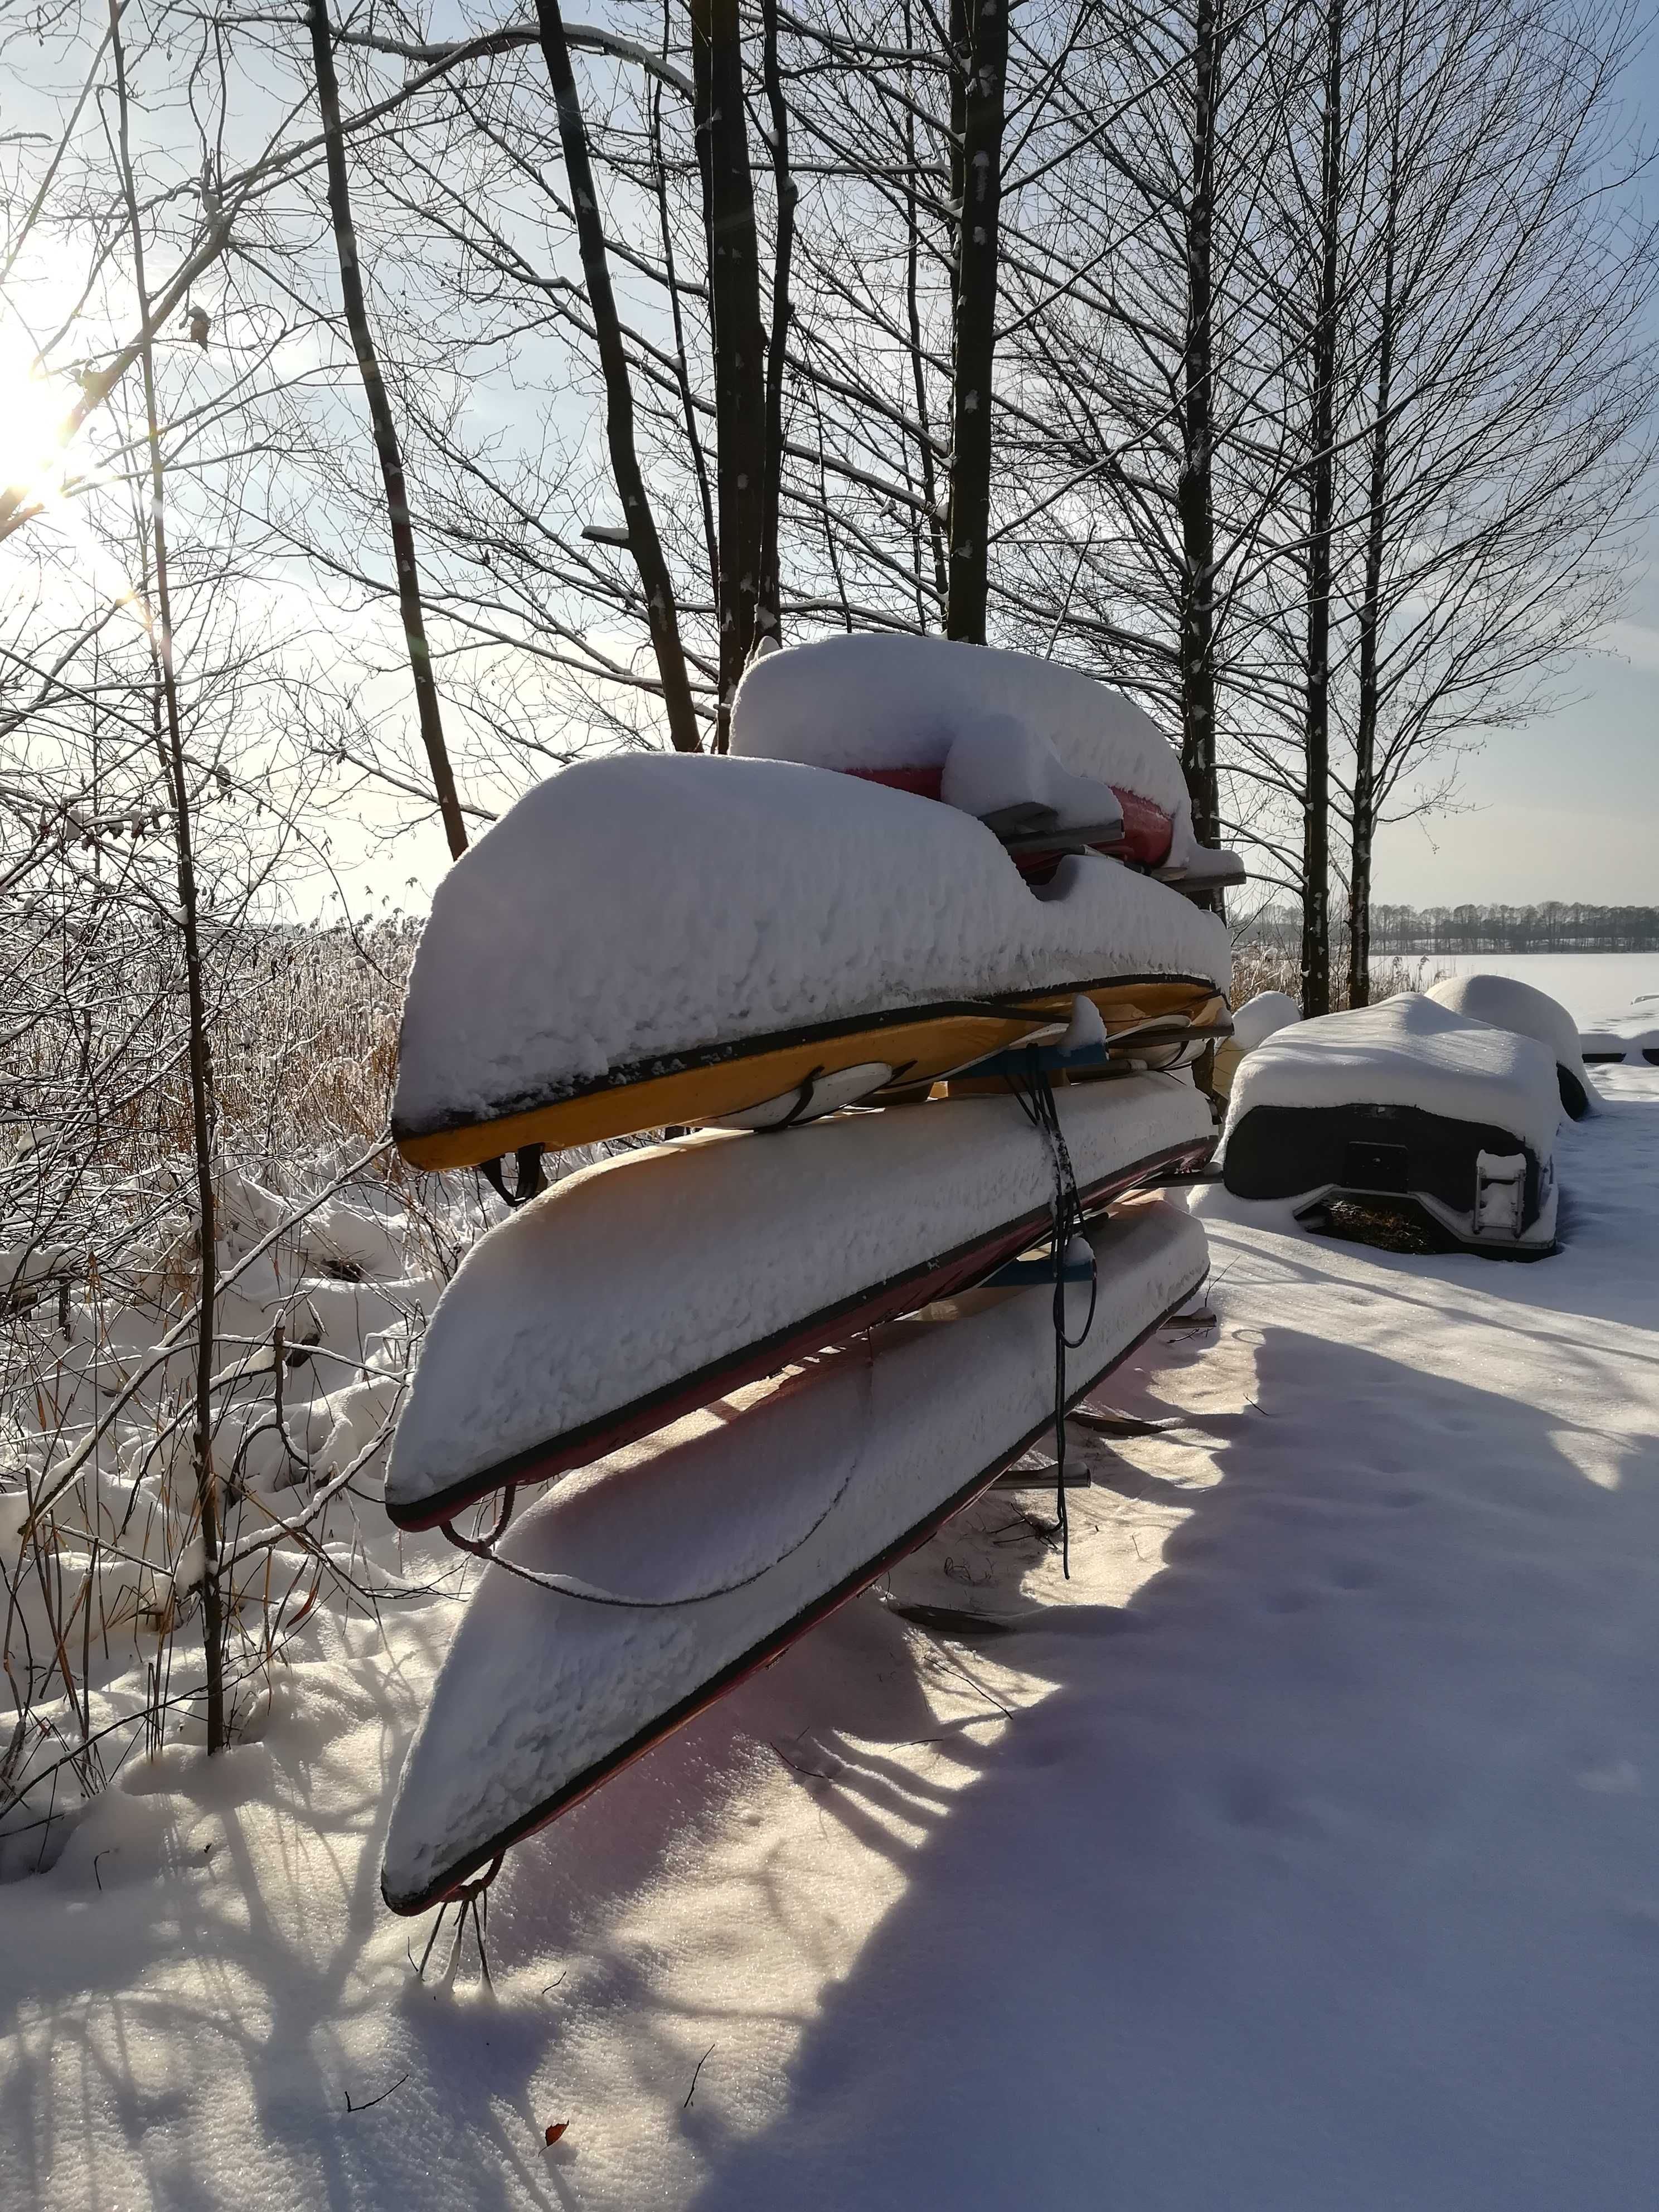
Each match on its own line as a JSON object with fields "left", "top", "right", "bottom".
{"left": 307, "top": 0, "right": 470, "bottom": 858}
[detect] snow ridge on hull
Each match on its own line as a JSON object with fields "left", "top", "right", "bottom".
{"left": 391, "top": 755, "right": 1229, "bottom": 1166}
{"left": 381, "top": 1201, "right": 1209, "bottom": 1913}
{"left": 387, "top": 1075, "right": 1214, "bottom": 1530}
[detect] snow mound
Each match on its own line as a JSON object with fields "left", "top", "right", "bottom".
{"left": 1224, "top": 994, "right": 1561, "bottom": 1159}
{"left": 730, "top": 636, "right": 1195, "bottom": 866}
{"left": 386, "top": 1074, "right": 1214, "bottom": 1522}
{"left": 381, "top": 1200, "right": 1208, "bottom": 1910}
{"left": 392, "top": 753, "right": 1228, "bottom": 1144}
{"left": 1427, "top": 972, "right": 1594, "bottom": 1118}
{"left": 1230, "top": 991, "right": 1301, "bottom": 1054}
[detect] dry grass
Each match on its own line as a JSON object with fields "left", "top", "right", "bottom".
{"left": 1229, "top": 940, "right": 1444, "bottom": 1011}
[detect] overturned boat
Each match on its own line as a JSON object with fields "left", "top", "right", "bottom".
{"left": 1425, "top": 972, "right": 1596, "bottom": 1118}
{"left": 381, "top": 1200, "right": 1208, "bottom": 1915}
{"left": 731, "top": 634, "right": 1245, "bottom": 894}
{"left": 1221, "top": 995, "right": 1561, "bottom": 1259}
{"left": 391, "top": 751, "right": 1230, "bottom": 1168}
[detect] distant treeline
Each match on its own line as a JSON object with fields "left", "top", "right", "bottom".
{"left": 1244, "top": 905, "right": 1659, "bottom": 956}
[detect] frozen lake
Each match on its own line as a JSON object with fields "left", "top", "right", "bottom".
{"left": 1376, "top": 952, "right": 1659, "bottom": 1025}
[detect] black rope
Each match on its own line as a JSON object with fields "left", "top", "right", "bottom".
{"left": 480, "top": 1145, "right": 547, "bottom": 1209}
{"left": 439, "top": 1352, "right": 877, "bottom": 1608}
{"left": 1008, "top": 1046, "right": 1099, "bottom": 1578}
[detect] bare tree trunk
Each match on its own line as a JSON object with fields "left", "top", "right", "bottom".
{"left": 1178, "top": 0, "right": 1223, "bottom": 852}
{"left": 758, "top": 0, "right": 795, "bottom": 653}
{"left": 1347, "top": 99, "right": 1400, "bottom": 1010}
{"left": 1301, "top": 0, "right": 1345, "bottom": 1017}
{"left": 533, "top": 0, "right": 702, "bottom": 753}
{"left": 944, "top": 0, "right": 1008, "bottom": 644}
{"left": 651, "top": 0, "right": 719, "bottom": 618}
{"left": 307, "top": 0, "right": 469, "bottom": 860}
{"left": 108, "top": 0, "right": 225, "bottom": 1753}
{"left": 692, "top": 0, "right": 768, "bottom": 739}
{"left": 903, "top": 0, "right": 948, "bottom": 617}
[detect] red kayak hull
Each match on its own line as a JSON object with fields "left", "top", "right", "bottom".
{"left": 842, "top": 761, "right": 1176, "bottom": 870}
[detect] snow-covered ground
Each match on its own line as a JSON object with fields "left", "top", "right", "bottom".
{"left": 3, "top": 1069, "right": 1657, "bottom": 2210}
{"left": 1393, "top": 951, "right": 1659, "bottom": 1024}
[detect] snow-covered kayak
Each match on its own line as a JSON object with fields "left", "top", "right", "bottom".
{"left": 380, "top": 1200, "right": 1207, "bottom": 1913}
{"left": 731, "top": 635, "right": 1245, "bottom": 889}
{"left": 1425, "top": 973, "right": 1595, "bottom": 1118}
{"left": 385, "top": 1074, "right": 1215, "bottom": 1531}
{"left": 1221, "top": 995, "right": 1561, "bottom": 1255}
{"left": 391, "top": 753, "right": 1230, "bottom": 1169}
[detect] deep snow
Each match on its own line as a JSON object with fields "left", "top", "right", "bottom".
{"left": 1425, "top": 969, "right": 1592, "bottom": 1107}
{"left": 3, "top": 1070, "right": 1657, "bottom": 2211}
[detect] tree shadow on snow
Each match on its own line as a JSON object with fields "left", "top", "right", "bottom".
{"left": 665, "top": 1320, "right": 1659, "bottom": 2212}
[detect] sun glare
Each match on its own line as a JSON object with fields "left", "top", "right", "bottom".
{"left": 0, "top": 335, "right": 72, "bottom": 506}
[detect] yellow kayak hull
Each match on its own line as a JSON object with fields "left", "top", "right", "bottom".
{"left": 394, "top": 978, "right": 1229, "bottom": 1170}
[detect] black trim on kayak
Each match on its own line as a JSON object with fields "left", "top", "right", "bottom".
{"left": 1223, "top": 1099, "right": 1546, "bottom": 1233}
{"left": 382, "top": 1260, "right": 1208, "bottom": 1915}
{"left": 391, "top": 969, "right": 1226, "bottom": 1146}
{"left": 387, "top": 1131, "right": 1216, "bottom": 1531}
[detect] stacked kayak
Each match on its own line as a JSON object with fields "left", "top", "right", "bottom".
{"left": 383, "top": 1202, "right": 1207, "bottom": 1913}
{"left": 731, "top": 634, "right": 1245, "bottom": 892}
{"left": 386, "top": 1074, "right": 1214, "bottom": 1532}
{"left": 381, "top": 637, "right": 1233, "bottom": 1912}
{"left": 391, "top": 753, "right": 1234, "bottom": 1167}
{"left": 1222, "top": 994, "right": 1561, "bottom": 1257}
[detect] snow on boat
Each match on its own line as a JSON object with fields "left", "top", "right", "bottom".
{"left": 1425, "top": 972, "right": 1595, "bottom": 1118}
{"left": 1210, "top": 989, "right": 1299, "bottom": 1100}
{"left": 392, "top": 753, "right": 1230, "bottom": 1169}
{"left": 380, "top": 1200, "right": 1208, "bottom": 1914}
{"left": 1579, "top": 997, "right": 1659, "bottom": 1068}
{"left": 385, "top": 1073, "right": 1215, "bottom": 1532}
{"left": 730, "top": 636, "right": 1245, "bottom": 890}
{"left": 1221, "top": 995, "right": 1561, "bottom": 1258}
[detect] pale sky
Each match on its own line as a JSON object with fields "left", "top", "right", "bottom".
{"left": 1371, "top": 23, "right": 1658, "bottom": 910}
{"left": 1371, "top": 559, "right": 1659, "bottom": 906}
